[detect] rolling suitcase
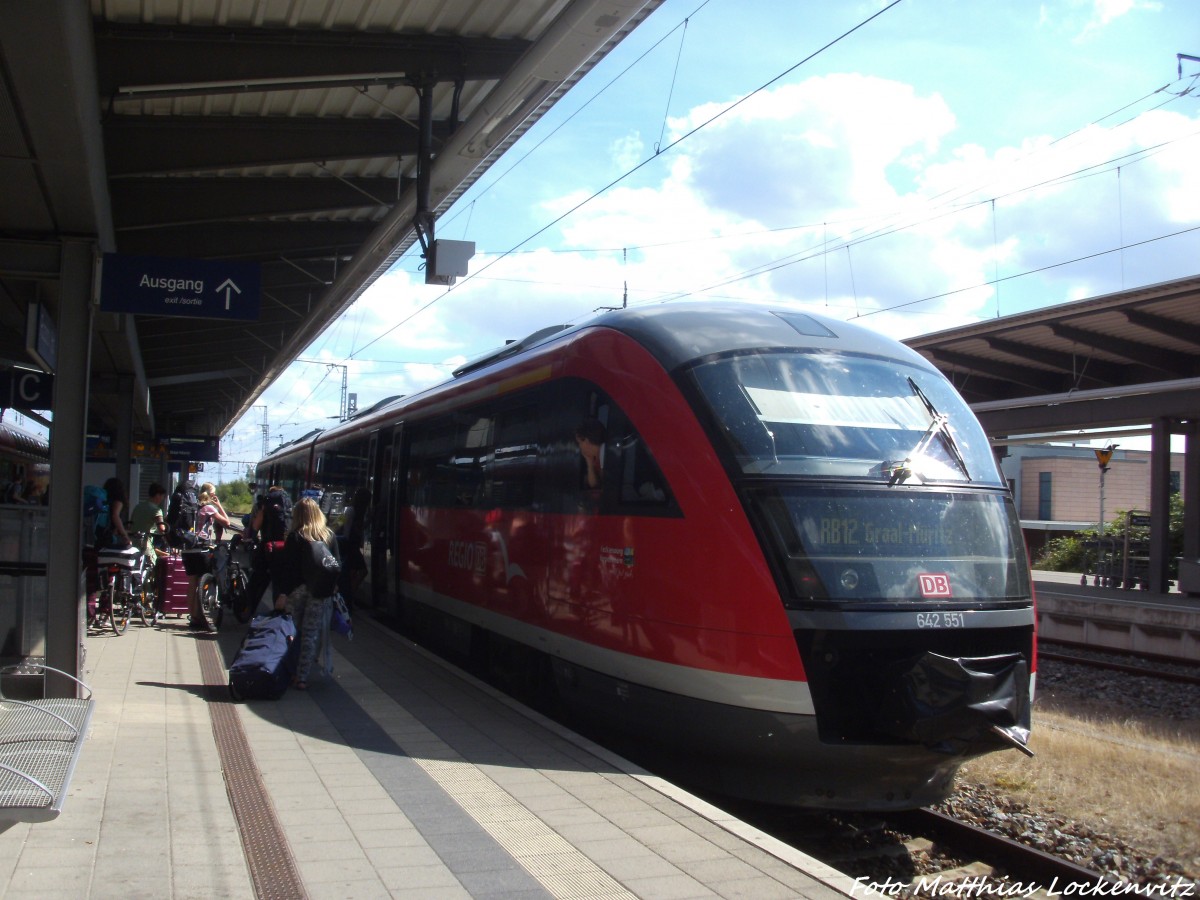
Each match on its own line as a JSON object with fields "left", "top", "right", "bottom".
{"left": 157, "top": 553, "right": 191, "bottom": 618}
{"left": 228, "top": 612, "right": 297, "bottom": 701}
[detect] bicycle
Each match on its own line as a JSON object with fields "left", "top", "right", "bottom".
{"left": 225, "top": 532, "right": 253, "bottom": 624}
{"left": 128, "top": 533, "right": 160, "bottom": 627}
{"left": 90, "top": 544, "right": 143, "bottom": 635}
{"left": 194, "top": 544, "right": 222, "bottom": 628}
{"left": 197, "top": 532, "right": 252, "bottom": 628}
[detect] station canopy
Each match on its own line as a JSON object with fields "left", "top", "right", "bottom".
{"left": 0, "top": 0, "right": 663, "bottom": 441}
{"left": 904, "top": 275, "right": 1200, "bottom": 438}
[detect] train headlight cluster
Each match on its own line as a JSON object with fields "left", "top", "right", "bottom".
{"left": 839, "top": 568, "right": 860, "bottom": 591}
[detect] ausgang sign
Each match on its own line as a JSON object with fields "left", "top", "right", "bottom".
{"left": 99, "top": 253, "right": 261, "bottom": 321}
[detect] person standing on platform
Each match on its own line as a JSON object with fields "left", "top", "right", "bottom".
{"left": 197, "top": 488, "right": 232, "bottom": 542}
{"left": 337, "top": 487, "right": 370, "bottom": 606}
{"left": 245, "top": 485, "right": 293, "bottom": 618}
{"left": 273, "top": 497, "right": 341, "bottom": 690}
{"left": 129, "top": 482, "right": 168, "bottom": 558}
{"left": 199, "top": 481, "right": 230, "bottom": 542}
{"left": 100, "top": 476, "right": 132, "bottom": 548}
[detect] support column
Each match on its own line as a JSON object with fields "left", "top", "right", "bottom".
{"left": 116, "top": 372, "right": 134, "bottom": 496}
{"left": 1148, "top": 417, "right": 1172, "bottom": 594}
{"left": 45, "top": 241, "right": 94, "bottom": 696}
{"left": 1184, "top": 420, "right": 1199, "bottom": 562}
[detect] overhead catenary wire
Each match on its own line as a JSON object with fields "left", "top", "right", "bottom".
{"left": 654, "top": 16, "right": 690, "bottom": 154}
{"left": 255, "top": 8, "right": 1198, "bottom": 463}
{"left": 386, "top": 81, "right": 1198, "bottom": 307}
{"left": 639, "top": 121, "right": 1200, "bottom": 311}
{"left": 350, "top": 0, "right": 907, "bottom": 358}
{"left": 372, "top": 114, "right": 1198, "bottom": 333}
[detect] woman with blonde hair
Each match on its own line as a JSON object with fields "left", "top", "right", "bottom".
{"left": 198, "top": 481, "right": 230, "bottom": 541}
{"left": 196, "top": 488, "right": 231, "bottom": 541}
{"left": 273, "top": 497, "right": 341, "bottom": 689}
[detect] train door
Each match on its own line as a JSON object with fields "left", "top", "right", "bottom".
{"left": 366, "top": 431, "right": 389, "bottom": 608}
{"left": 386, "top": 425, "right": 405, "bottom": 606}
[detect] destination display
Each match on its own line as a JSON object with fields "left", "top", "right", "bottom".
{"left": 87, "top": 432, "right": 220, "bottom": 462}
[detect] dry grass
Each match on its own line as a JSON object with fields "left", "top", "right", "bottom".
{"left": 959, "top": 703, "right": 1200, "bottom": 872}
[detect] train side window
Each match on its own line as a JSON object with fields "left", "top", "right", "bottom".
{"left": 315, "top": 436, "right": 370, "bottom": 527}
{"left": 277, "top": 456, "right": 307, "bottom": 503}
{"left": 451, "top": 414, "right": 492, "bottom": 507}
{"left": 409, "top": 418, "right": 457, "bottom": 508}
{"left": 491, "top": 404, "right": 538, "bottom": 508}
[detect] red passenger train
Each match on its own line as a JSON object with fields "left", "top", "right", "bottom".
{"left": 257, "top": 302, "right": 1035, "bottom": 810}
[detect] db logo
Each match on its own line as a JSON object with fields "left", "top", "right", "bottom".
{"left": 918, "top": 573, "right": 952, "bottom": 597}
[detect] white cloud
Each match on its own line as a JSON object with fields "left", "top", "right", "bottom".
{"left": 664, "top": 75, "right": 957, "bottom": 225}
{"left": 222, "top": 62, "right": 1198, "bottom": 469}
{"left": 1082, "top": 0, "right": 1163, "bottom": 35}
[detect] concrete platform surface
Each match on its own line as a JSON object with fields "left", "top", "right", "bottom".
{"left": 0, "top": 610, "right": 862, "bottom": 900}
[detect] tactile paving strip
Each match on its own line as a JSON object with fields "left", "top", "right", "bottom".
{"left": 195, "top": 636, "right": 309, "bottom": 900}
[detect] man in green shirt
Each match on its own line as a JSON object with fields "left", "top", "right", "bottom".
{"left": 129, "top": 482, "right": 168, "bottom": 557}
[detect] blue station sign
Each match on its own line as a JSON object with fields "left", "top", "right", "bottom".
{"left": 100, "top": 253, "right": 261, "bottom": 321}
{"left": 87, "top": 432, "right": 220, "bottom": 463}
{"left": 0, "top": 369, "right": 53, "bottom": 411}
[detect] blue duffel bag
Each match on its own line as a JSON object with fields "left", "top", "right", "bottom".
{"left": 228, "top": 611, "right": 298, "bottom": 701}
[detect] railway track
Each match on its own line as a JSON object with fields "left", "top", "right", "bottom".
{"left": 1039, "top": 643, "right": 1200, "bottom": 686}
{"left": 731, "top": 804, "right": 1123, "bottom": 897}
{"left": 885, "top": 808, "right": 1119, "bottom": 894}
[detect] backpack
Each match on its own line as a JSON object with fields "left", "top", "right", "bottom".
{"left": 260, "top": 489, "right": 292, "bottom": 543}
{"left": 83, "top": 485, "right": 110, "bottom": 544}
{"left": 302, "top": 538, "right": 342, "bottom": 598}
{"left": 166, "top": 482, "right": 201, "bottom": 549}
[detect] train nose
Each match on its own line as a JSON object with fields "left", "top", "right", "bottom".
{"left": 876, "top": 651, "right": 1032, "bottom": 756}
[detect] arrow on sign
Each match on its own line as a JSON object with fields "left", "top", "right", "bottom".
{"left": 216, "top": 278, "right": 242, "bottom": 310}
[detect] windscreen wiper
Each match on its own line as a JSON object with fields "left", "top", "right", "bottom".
{"left": 882, "top": 378, "right": 971, "bottom": 485}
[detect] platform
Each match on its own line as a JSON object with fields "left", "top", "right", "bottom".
{"left": 0, "top": 610, "right": 861, "bottom": 899}
{"left": 1033, "top": 570, "right": 1200, "bottom": 661}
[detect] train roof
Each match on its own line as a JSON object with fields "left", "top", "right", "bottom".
{"left": 450, "top": 301, "right": 932, "bottom": 384}
{"left": 262, "top": 301, "right": 937, "bottom": 460}
{"left": 0, "top": 420, "right": 50, "bottom": 461}
{"left": 589, "top": 301, "right": 936, "bottom": 374}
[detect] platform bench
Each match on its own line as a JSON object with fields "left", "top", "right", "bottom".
{"left": 0, "top": 665, "right": 94, "bottom": 825}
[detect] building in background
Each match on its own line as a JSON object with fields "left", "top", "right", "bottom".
{"left": 1000, "top": 444, "right": 1185, "bottom": 560}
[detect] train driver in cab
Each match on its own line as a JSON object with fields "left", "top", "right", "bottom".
{"left": 574, "top": 417, "right": 606, "bottom": 490}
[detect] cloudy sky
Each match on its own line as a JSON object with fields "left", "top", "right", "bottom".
{"left": 214, "top": 0, "right": 1200, "bottom": 480}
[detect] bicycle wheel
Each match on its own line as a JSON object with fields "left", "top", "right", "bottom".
{"left": 199, "top": 574, "right": 220, "bottom": 622}
{"left": 230, "top": 572, "right": 251, "bottom": 623}
{"left": 87, "top": 588, "right": 102, "bottom": 631}
{"left": 133, "top": 572, "right": 153, "bottom": 627}
{"left": 110, "top": 575, "right": 130, "bottom": 635}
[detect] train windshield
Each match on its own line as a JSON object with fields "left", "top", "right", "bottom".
{"left": 689, "top": 350, "right": 1002, "bottom": 486}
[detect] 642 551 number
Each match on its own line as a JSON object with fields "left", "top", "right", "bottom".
{"left": 916, "top": 612, "right": 965, "bottom": 628}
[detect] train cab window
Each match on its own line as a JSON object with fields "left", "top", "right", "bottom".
{"left": 687, "top": 350, "right": 1002, "bottom": 486}
{"left": 542, "top": 380, "right": 677, "bottom": 517}
{"left": 601, "top": 406, "right": 672, "bottom": 512}
{"left": 407, "top": 379, "right": 676, "bottom": 517}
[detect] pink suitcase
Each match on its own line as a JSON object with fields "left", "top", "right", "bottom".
{"left": 157, "top": 554, "right": 191, "bottom": 618}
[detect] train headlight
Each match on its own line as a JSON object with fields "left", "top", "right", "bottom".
{"left": 839, "top": 568, "right": 860, "bottom": 591}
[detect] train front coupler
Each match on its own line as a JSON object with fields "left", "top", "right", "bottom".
{"left": 875, "top": 651, "right": 1033, "bottom": 758}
